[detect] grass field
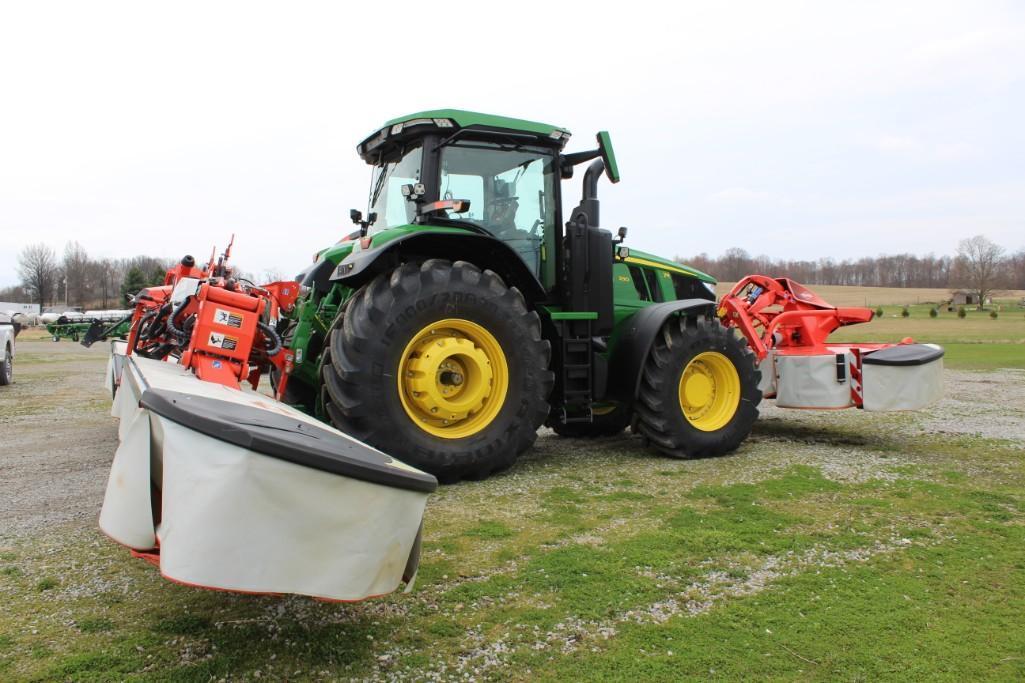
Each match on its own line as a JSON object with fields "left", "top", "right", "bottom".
{"left": 828, "top": 301, "right": 1025, "bottom": 370}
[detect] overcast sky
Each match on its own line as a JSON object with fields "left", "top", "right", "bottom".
{"left": 1, "top": 1, "right": 1023, "bottom": 287}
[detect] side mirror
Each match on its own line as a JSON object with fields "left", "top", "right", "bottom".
{"left": 419, "top": 199, "right": 471, "bottom": 215}
{"left": 350, "top": 209, "right": 362, "bottom": 225}
{"left": 597, "top": 131, "right": 620, "bottom": 184}
{"left": 616, "top": 226, "right": 628, "bottom": 243}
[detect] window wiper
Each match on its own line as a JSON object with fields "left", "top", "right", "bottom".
{"left": 369, "top": 164, "right": 391, "bottom": 209}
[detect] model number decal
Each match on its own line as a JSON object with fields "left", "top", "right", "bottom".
{"left": 213, "top": 308, "right": 244, "bottom": 328}
{"left": 208, "top": 332, "right": 239, "bottom": 351}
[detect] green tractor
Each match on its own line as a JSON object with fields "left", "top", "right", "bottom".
{"left": 279, "top": 110, "right": 761, "bottom": 482}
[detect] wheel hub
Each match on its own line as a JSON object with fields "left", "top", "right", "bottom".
{"left": 678, "top": 351, "right": 741, "bottom": 432}
{"left": 404, "top": 336, "right": 493, "bottom": 422}
{"left": 397, "top": 319, "right": 509, "bottom": 439}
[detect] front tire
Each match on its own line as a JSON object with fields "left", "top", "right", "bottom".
{"left": 321, "top": 260, "right": 553, "bottom": 482}
{"left": 635, "top": 316, "right": 760, "bottom": 458}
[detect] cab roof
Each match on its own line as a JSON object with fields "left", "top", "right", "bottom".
{"left": 358, "top": 109, "right": 572, "bottom": 162}
{"left": 384, "top": 109, "right": 570, "bottom": 138}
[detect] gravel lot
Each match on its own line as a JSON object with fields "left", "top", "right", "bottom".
{"left": 0, "top": 338, "right": 117, "bottom": 536}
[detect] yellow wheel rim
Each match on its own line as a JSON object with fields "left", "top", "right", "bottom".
{"left": 678, "top": 351, "right": 741, "bottom": 432}
{"left": 397, "top": 318, "right": 509, "bottom": 439}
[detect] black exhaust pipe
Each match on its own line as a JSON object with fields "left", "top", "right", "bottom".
{"left": 574, "top": 159, "right": 605, "bottom": 228}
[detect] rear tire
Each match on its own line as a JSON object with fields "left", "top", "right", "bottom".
{"left": 321, "top": 260, "right": 553, "bottom": 482}
{"left": 0, "top": 347, "right": 12, "bottom": 386}
{"left": 635, "top": 316, "right": 760, "bottom": 458}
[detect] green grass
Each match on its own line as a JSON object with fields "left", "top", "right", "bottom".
{"left": 3, "top": 427, "right": 1025, "bottom": 681}
{"left": 939, "top": 342, "right": 1025, "bottom": 370}
{"left": 826, "top": 301, "right": 1025, "bottom": 369}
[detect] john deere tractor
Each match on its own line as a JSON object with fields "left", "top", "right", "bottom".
{"left": 279, "top": 110, "right": 761, "bottom": 482}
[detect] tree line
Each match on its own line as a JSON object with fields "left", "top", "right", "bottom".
{"left": 6, "top": 234, "right": 1023, "bottom": 312}
{"left": 679, "top": 235, "right": 1024, "bottom": 307}
{"left": 4, "top": 242, "right": 173, "bottom": 310}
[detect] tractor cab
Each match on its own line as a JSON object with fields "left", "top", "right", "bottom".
{"left": 348, "top": 110, "right": 619, "bottom": 306}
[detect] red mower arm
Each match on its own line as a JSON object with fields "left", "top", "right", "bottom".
{"left": 718, "top": 275, "right": 876, "bottom": 360}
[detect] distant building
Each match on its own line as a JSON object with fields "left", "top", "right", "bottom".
{"left": 949, "top": 290, "right": 995, "bottom": 309}
{"left": 950, "top": 290, "right": 975, "bottom": 306}
{"left": 0, "top": 302, "right": 39, "bottom": 316}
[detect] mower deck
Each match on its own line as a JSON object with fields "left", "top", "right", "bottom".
{"left": 100, "top": 344, "right": 437, "bottom": 601}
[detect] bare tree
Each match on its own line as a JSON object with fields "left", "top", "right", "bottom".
{"left": 262, "top": 268, "right": 287, "bottom": 283}
{"left": 0, "top": 284, "right": 31, "bottom": 303}
{"left": 17, "top": 243, "right": 60, "bottom": 307}
{"left": 63, "top": 241, "right": 91, "bottom": 308}
{"left": 88, "top": 257, "right": 119, "bottom": 309}
{"left": 956, "top": 235, "right": 1005, "bottom": 309}
{"left": 1010, "top": 249, "right": 1025, "bottom": 291}
{"left": 718, "top": 247, "right": 753, "bottom": 281}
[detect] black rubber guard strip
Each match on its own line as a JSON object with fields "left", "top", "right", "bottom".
{"left": 861, "top": 344, "right": 945, "bottom": 367}
{"left": 139, "top": 388, "right": 438, "bottom": 493}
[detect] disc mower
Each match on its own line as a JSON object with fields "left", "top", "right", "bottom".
{"left": 97, "top": 109, "right": 943, "bottom": 601}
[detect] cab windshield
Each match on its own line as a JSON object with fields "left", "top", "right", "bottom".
{"left": 438, "top": 141, "right": 556, "bottom": 277}
{"left": 367, "top": 144, "right": 423, "bottom": 232}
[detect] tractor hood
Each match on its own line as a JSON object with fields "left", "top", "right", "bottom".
{"left": 623, "top": 249, "right": 716, "bottom": 284}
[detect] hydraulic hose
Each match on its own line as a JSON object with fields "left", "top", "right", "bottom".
{"left": 137, "top": 342, "right": 176, "bottom": 360}
{"left": 256, "top": 321, "right": 282, "bottom": 356}
{"left": 132, "top": 308, "right": 158, "bottom": 355}
{"left": 140, "top": 303, "right": 171, "bottom": 341}
{"left": 165, "top": 296, "right": 193, "bottom": 346}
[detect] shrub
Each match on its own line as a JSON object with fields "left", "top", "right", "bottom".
{"left": 901, "top": 306, "right": 910, "bottom": 318}
{"left": 36, "top": 577, "right": 58, "bottom": 592}
{"left": 875, "top": 306, "right": 885, "bottom": 318}
{"left": 958, "top": 306, "right": 967, "bottom": 319}
{"left": 929, "top": 307, "right": 938, "bottom": 318}
{"left": 990, "top": 310, "right": 998, "bottom": 319}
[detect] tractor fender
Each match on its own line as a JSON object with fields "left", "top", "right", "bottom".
{"left": 606, "top": 299, "right": 718, "bottom": 404}
{"left": 329, "top": 231, "right": 547, "bottom": 302}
